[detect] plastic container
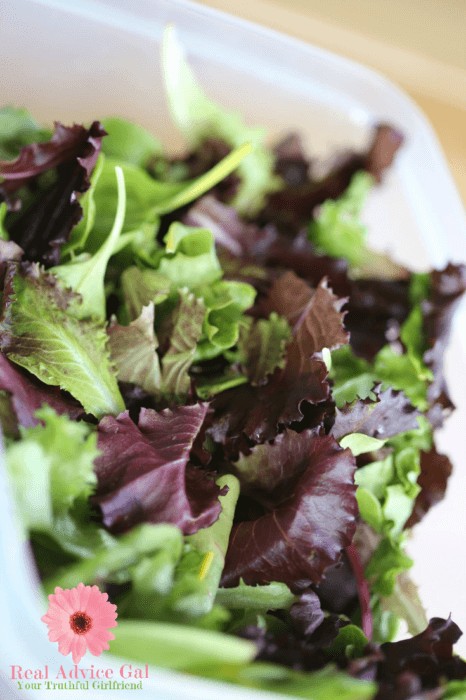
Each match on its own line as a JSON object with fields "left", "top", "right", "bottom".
{"left": 0, "top": 1, "right": 465, "bottom": 698}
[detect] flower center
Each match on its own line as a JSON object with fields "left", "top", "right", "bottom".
{"left": 69, "top": 611, "right": 92, "bottom": 635}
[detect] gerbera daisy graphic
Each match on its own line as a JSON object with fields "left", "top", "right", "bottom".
{"left": 41, "top": 583, "right": 118, "bottom": 664}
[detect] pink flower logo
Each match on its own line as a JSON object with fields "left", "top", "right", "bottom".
{"left": 41, "top": 583, "right": 118, "bottom": 664}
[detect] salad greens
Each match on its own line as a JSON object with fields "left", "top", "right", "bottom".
{"left": 0, "top": 26, "right": 465, "bottom": 700}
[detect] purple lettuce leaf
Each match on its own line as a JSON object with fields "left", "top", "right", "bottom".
{"left": 331, "top": 387, "right": 419, "bottom": 441}
{"left": 288, "top": 277, "right": 349, "bottom": 354}
{"left": 422, "top": 263, "right": 466, "bottom": 418}
{"left": 93, "top": 403, "right": 225, "bottom": 535}
{"left": 261, "top": 124, "right": 403, "bottom": 234}
{"left": 259, "top": 270, "right": 314, "bottom": 326}
{"left": 0, "top": 351, "right": 84, "bottom": 430}
{"left": 210, "top": 275, "right": 348, "bottom": 452}
{"left": 184, "top": 195, "right": 277, "bottom": 258}
{"left": 288, "top": 589, "right": 326, "bottom": 638}
{"left": 239, "top": 614, "right": 343, "bottom": 674}
{"left": 344, "top": 277, "right": 412, "bottom": 361}
{"left": 406, "top": 444, "right": 452, "bottom": 528}
{"left": 232, "top": 429, "right": 315, "bottom": 494}
{"left": 263, "top": 232, "right": 351, "bottom": 295}
{"left": 0, "top": 121, "right": 105, "bottom": 265}
{"left": 221, "top": 433, "right": 357, "bottom": 587}
{"left": 273, "top": 132, "right": 311, "bottom": 188}
{"left": 375, "top": 617, "right": 466, "bottom": 696}
{"left": 209, "top": 354, "right": 329, "bottom": 452}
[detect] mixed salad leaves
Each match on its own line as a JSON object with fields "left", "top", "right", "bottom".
{"left": 1, "top": 27, "right": 466, "bottom": 700}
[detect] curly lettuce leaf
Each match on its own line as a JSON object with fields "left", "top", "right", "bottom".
{"left": 0, "top": 121, "right": 105, "bottom": 265}
{"left": 210, "top": 274, "right": 348, "bottom": 450}
{"left": 331, "top": 315, "right": 433, "bottom": 412}
{"left": 330, "top": 346, "right": 376, "bottom": 407}
{"left": 0, "top": 263, "right": 124, "bottom": 417}
{"left": 331, "top": 386, "right": 419, "bottom": 441}
{"left": 61, "top": 153, "right": 104, "bottom": 256}
{"left": 407, "top": 442, "right": 453, "bottom": 527}
{"left": 162, "top": 25, "right": 278, "bottom": 214}
{"left": 232, "top": 428, "right": 315, "bottom": 493}
{"left": 160, "top": 222, "right": 222, "bottom": 287}
{"left": 376, "top": 617, "right": 466, "bottom": 694}
{"left": 121, "top": 223, "right": 256, "bottom": 362}
{"left": 196, "top": 280, "right": 256, "bottom": 360}
{"left": 109, "top": 290, "right": 205, "bottom": 403}
{"left": 121, "top": 265, "right": 170, "bottom": 320}
{"left": 264, "top": 272, "right": 349, "bottom": 353}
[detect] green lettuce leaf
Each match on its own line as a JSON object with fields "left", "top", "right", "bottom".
{"left": 120, "top": 224, "right": 256, "bottom": 362}
{"left": 196, "top": 280, "right": 256, "bottom": 361}
{"left": 61, "top": 153, "right": 105, "bottom": 256}
{"left": 339, "top": 433, "right": 386, "bottom": 457}
{"left": 5, "top": 406, "right": 98, "bottom": 535}
{"left": 184, "top": 474, "right": 240, "bottom": 612}
{"left": 197, "top": 663, "right": 376, "bottom": 699}
{"left": 51, "top": 165, "right": 126, "bottom": 321}
{"left": 194, "top": 366, "right": 248, "bottom": 400}
{"left": 85, "top": 144, "right": 252, "bottom": 254}
{"left": 101, "top": 116, "right": 162, "bottom": 166}
{"left": 443, "top": 681, "right": 466, "bottom": 699}
{"left": 160, "top": 289, "right": 205, "bottom": 400}
{"left": 380, "top": 572, "right": 427, "bottom": 636}
{"left": 354, "top": 419, "right": 432, "bottom": 640}
{"left": 366, "top": 537, "right": 413, "bottom": 598}
{"left": 0, "top": 202, "right": 9, "bottom": 240}
{"left": 44, "top": 523, "right": 183, "bottom": 593}
{"left": 309, "top": 171, "right": 373, "bottom": 267}
{"left": 216, "top": 580, "right": 297, "bottom": 612}
{"left": 330, "top": 346, "right": 376, "bottom": 408}
{"left": 238, "top": 312, "right": 291, "bottom": 386}
{"left": 108, "top": 303, "right": 161, "bottom": 394}
{"left": 0, "top": 263, "right": 124, "bottom": 417}
{"left": 109, "top": 619, "right": 256, "bottom": 671}
{"left": 0, "top": 106, "right": 50, "bottom": 160}
{"left": 121, "top": 475, "right": 239, "bottom": 623}
{"left": 326, "top": 625, "right": 369, "bottom": 661}
{"left": 162, "top": 25, "right": 278, "bottom": 214}
{"left": 159, "top": 222, "right": 222, "bottom": 287}
{"left": 121, "top": 266, "right": 170, "bottom": 321}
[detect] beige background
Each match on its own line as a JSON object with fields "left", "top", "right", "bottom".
{"left": 198, "top": 0, "right": 466, "bottom": 204}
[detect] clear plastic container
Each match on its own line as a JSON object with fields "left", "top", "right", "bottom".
{"left": 0, "top": 1, "right": 465, "bottom": 698}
